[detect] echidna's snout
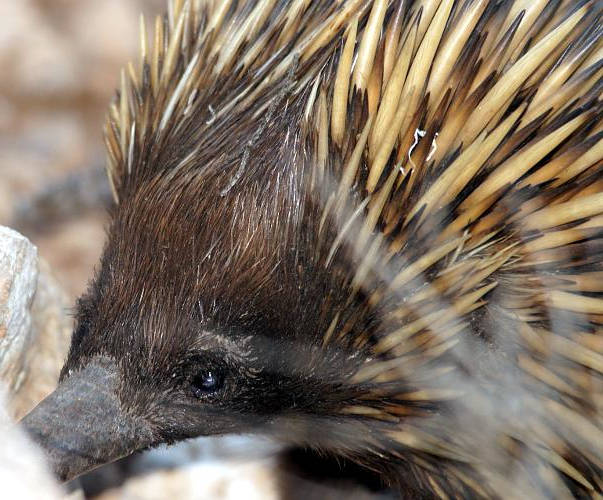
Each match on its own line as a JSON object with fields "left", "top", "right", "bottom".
{"left": 20, "top": 357, "right": 153, "bottom": 482}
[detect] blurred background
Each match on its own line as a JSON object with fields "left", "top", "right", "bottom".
{"left": 0, "top": 0, "right": 164, "bottom": 302}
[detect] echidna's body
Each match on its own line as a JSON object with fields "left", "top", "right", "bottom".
{"left": 23, "top": 0, "right": 602, "bottom": 498}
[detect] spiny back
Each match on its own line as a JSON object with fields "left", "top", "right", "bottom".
{"left": 101, "top": 0, "right": 602, "bottom": 497}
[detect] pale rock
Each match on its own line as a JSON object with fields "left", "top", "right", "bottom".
{"left": 0, "top": 389, "right": 63, "bottom": 500}
{"left": 0, "top": 226, "right": 38, "bottom": 396}
{"left": 11, "top": 257, "right": 72, "bottom": 418}
{"left": 94, "top": 436, "right": 281, "bottom": 500}
{"left": 0, "top": 226, "right": 74, "bottom": 497}
{"left": 0, "top": 226, "right": 72, "bottom": 418}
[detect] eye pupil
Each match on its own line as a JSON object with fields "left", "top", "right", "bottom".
{"left": 192, "top": 369, "right": 223, "bottom": 397}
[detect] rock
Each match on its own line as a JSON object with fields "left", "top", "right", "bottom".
{"left": 0, "top": 389, "right": 63, "bottom": 499}
{"left": 92, "top": 437, "right": 281, "bottom": 500}
{"left": 0, "top": 226, "right": 72, "bottom": 419}
{"left": 95, "top": 458, "right": 279, "bottom": 500}
{"left": 0, "top": 226, "right": 74, "bottom": 496}
{"left": 86, "top": 437, "right": 386, "bottom": 500}
{"left": 12, "top": 257, "right": 72, "bottom": 418}
{"left": 0, "top": 226, "right": 38, "bottom": 396}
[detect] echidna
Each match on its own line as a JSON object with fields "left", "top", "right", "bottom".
{"left": 22, "top": 0, "right": 603, "bottom": 497}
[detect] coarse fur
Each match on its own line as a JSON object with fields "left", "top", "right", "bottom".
{"left": 62, "top": 0, "right": 602, "bottom": 498}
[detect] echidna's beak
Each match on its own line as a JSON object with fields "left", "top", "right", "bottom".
{"left": 20, "top": 357, "right": 153, "bottom": 482}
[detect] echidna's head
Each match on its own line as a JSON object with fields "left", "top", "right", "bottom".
{"left": 21, "top": 126, "right": 370, "bottom": 482}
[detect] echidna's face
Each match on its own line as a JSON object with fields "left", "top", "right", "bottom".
{"left": 21, "top": 170, "right": 361, "bottom": 482}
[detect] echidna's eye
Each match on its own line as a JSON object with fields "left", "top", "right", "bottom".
{"left": 191, "top": 369, "right": 223, "bottom": 397}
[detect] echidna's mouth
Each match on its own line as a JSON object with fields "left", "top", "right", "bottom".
{"left": 20, "top": 357, "right": 153, "bottom": 482}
